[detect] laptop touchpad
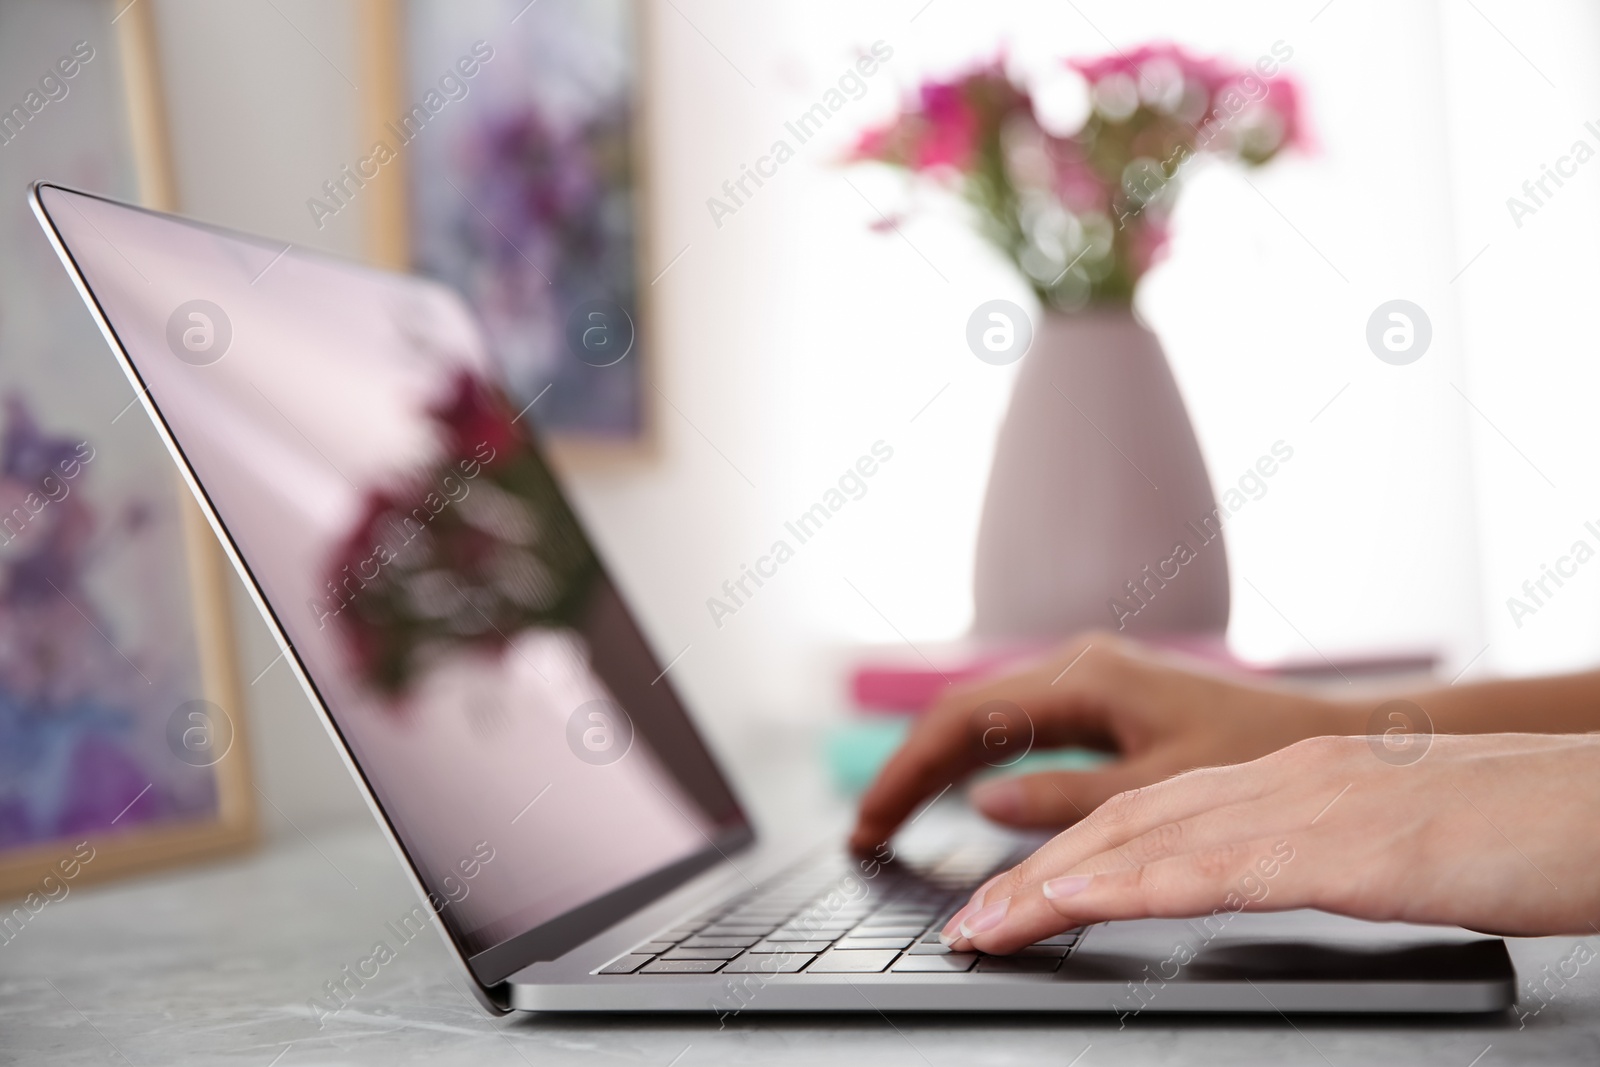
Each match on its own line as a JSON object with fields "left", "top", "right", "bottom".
{"left": 1077, "top": 910, "right": 1506, "bottom": 983}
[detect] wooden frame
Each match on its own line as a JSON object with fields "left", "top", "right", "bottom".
{"left": 0, "top": 0, "right": 256, "bottom": 899}
{"left": 358, "top": 0, "right": 660, "bottom": 466}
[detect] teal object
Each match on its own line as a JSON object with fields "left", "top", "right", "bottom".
{"left": 824, "top": 717, "right": 912, "bottom": 794}
{"left": 823, "top": 717, "right": 1113, "bottom": 796}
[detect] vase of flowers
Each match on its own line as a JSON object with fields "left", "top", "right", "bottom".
{"left": 852, "top": 44, "right": 1303, "bottom": 637}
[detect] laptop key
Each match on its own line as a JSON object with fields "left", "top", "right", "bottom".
{"left": 630, "top": 941, "right": 678, "bottom": 954}
{"left": 850, "top": 929, "right": 927, "bottom": 941}
{"left": 905, "top": 942, "right": 953, "bottom": 955}
{"left": 662, "top": 946, "right": 746, "bottom": 961}
{"left": 681, "top": 937, "right": 761, "bottom": 949}
{"left": 597, "top": 954, "right": 655, "bottom": 975}
{"left": 892, "top": 954, "right": 978, "bottom": 973}
{"left": 750, "top": 940, "right": 833, "bottom": 953}
{"left": 769, "top": 928, "right": 850, "bottom": 941}
{"left": 805, "top": 949, "right": 900, "bottom": 974}
{"left": 1034, "top": 931, "right": 1082, "bottom": 947}
{"left": 640, "top": 959, "right": 726, "bottom": 974}
{"left": 835, "top": 937, "right": 915, "bottom": 951}
{"left": 974, "top": 956, "right": 1062, "bottom": 973}
{"left": 722, "top": 952, "right": 815, "bottom": 974}
{"left": 868, "top": 910, "right": 934, "bottom": 919}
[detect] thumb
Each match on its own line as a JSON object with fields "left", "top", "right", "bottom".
{"left": 968, "top": 765, "right": 1153, "bottom": 829}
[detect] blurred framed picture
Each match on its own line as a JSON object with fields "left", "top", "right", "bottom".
{"left": 0, "top": 0, "right": 255, "bottom": 900}
{"left": 359, "top": 0, "right": 656, "bottom": 458}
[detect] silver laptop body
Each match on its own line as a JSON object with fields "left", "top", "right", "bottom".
{"left": 32, "top": 184, "right": 1515, "bottom": 1017}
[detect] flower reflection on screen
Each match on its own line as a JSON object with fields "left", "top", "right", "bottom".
{"left": 317, "top": 372, "right": 599, "bottom": 701}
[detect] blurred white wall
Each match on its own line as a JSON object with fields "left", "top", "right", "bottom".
{"left": 1438, "top": 1, "right": 1600, "bottom": 678}
{"left": 146, "top": 0, "right": 1600, "bottom": 831}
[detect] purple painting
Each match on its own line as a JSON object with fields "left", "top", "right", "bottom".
{"left": 0, "top": 1, "right": 219, "bottom": 852}
{"left": 405, "top": 0, "right": 645, "bottom": 440}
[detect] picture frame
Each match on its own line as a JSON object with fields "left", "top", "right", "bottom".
{"left": 0, "top": 0, "right": 255, "bottom": 901}
{"left": 358, "top": 0, "right": 660, "bottom": 464}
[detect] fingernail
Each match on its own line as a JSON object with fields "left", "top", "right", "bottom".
{"left": 939, "top": 903, "right": 975, "bottom": 944}
{"left": 940, "top": 873, "right": 1007, "bottom": 943}
{"left": 1042, "top": 875, "right": 1092, "bottom": 900}
{"left": 959, "top": 896, "right": 1011, "bottom": 938}
{"left": 969, "top": 779, "right": 1022, "bottom": 822}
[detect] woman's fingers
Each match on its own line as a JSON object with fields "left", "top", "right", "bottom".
{"left": 848, "top": 693, "right": 998, "bottom": 852}
{"left": 938, "top": 744, "right": 1324, "bottom": 952}
{"left": 936, "top": 870, "right": 1010, "bottom": 942}
{"left": 940, "top": 733, "right": 1600, "bottom": 955}
{"left": 951, "top": 836, "right": 1310, "bottom": 955}
{"left": 952, "top": 751, "right": 1295, "bottom": 922}
{"left": 850, "top": 640, "right": 1122, "bottom": 852}
{"left": 967, "top": 763, "right": 1163, "bottom": 828}
{"left": 1044, "top": 791, "right": 1316, "bottom": 881}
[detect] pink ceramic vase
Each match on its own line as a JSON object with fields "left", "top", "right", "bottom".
{"left": 972, "top": 309, "right": 1230, "bottom": 638}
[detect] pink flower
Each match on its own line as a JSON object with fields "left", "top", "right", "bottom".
{"left": 1069, "top": 42, "right": 1306, "bottom": 154}
{"left": 913, "top": 82, "right": 980, "bottom": 169}
{"left": 848, "top": 42, "right": 1307, "bottom": 306}
{"left": 850, "top": 124, "right": 892, "bottom": 161}
{"left": 1258, "top": 75, "right": 1308, "bottom": 150}
{"left": 1068, "top": 43, "right": 1232, "bottom": 97}
{"left": 848, "top": 61, "right": 1025, "bottom": 174}
{"left": 428, "top": 370, "right": 519, "bottom": 469}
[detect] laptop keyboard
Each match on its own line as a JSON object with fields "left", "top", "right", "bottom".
{"left": 595, "top": 841, "right": 1086, "bottom": 977}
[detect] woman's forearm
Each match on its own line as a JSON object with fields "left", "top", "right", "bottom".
{"left": 1330, "top": 669, "right": 1600, "bottom": 736}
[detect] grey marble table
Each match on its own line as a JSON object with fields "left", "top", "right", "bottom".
{"left": 5, "top": 791, "right": 1600, "bottom": 1065}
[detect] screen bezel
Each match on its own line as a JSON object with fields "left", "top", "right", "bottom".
{"left": 29, "top": 182, "right": 756, "bottom": 999}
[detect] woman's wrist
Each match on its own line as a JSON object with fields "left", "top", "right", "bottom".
{"left": 1215, "top": 683, "right": 1362, "bottom": 757}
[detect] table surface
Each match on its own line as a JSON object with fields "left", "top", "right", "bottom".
{"left": 5, "top": 751, "right": 1600, "bottom": 1067}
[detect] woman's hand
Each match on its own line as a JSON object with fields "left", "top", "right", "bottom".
{"left": 850, "top": 633, "right": 1356, "bottom": 853}
{"left": 940, "top": 733, "right": 1600, "bottom": 952}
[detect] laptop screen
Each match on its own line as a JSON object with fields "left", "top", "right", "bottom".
{"left": 36, "top": 185, "right": 750, "bottom": 980}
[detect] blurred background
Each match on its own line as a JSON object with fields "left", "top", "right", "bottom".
{"left": 8, "top": 0, "right": 1600, "bottom": 840}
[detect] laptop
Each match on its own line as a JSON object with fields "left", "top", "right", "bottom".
{"left": 31, "top": 183, "right": 1515, "bottom": 1017}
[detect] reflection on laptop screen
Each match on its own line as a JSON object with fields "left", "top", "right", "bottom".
{"left": 37, "top": 186, "right": 747, "bottom": 974}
